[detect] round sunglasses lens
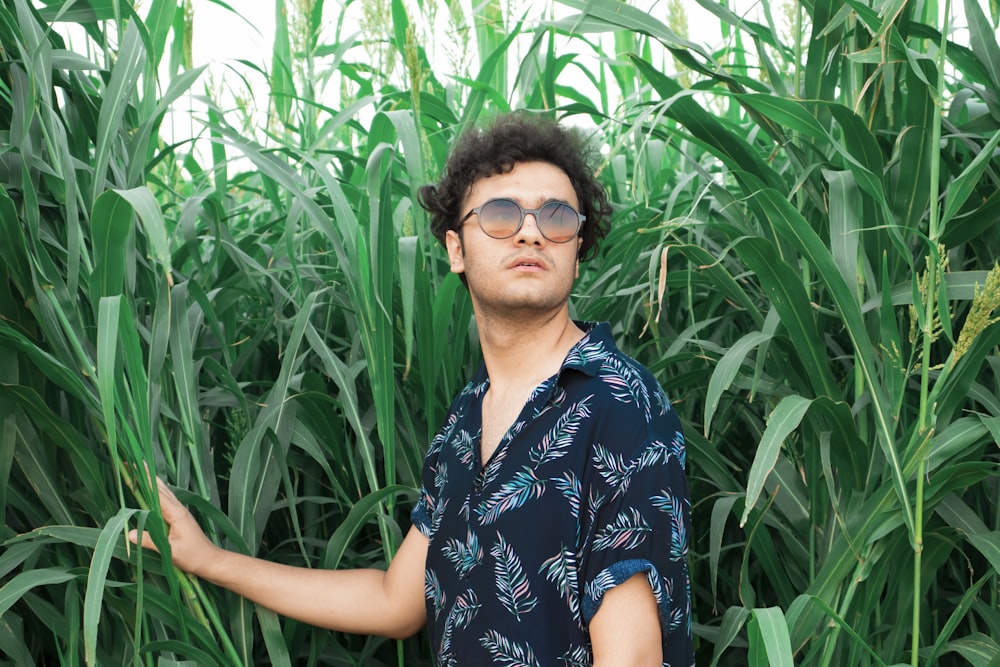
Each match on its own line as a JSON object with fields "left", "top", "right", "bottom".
{"left": 538, "top": 202, "right": 580, "bottom": 242}
{"left": 479, "top": 199, "right": 522, "bottom": 238}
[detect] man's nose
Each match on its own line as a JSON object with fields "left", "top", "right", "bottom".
{"left": 515, "top": 212, "right": 543, "bottom": 243}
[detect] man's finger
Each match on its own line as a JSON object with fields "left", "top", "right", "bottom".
{"left": 128, "top": 529, "right": 161, "bottom": 554}
{"left": 154, "top": 477, "right": 186, "bottom": 520}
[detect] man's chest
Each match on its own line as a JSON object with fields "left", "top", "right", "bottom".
{"left": 479, "top": 391, "right": 530, "bottom": 466}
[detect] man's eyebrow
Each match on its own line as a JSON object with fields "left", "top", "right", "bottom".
{"left": 508, "top": 196, "right": 573, "bottom": 206}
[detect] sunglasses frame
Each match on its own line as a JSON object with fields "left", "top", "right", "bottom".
{"left": 460, "top": 197, "right": 585, "bottom": 244}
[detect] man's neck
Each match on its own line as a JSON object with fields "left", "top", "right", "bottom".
{"left": 475, "top": 307, "right": 586, "bottom": 392}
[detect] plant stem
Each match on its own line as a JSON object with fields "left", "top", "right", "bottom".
{"left": 188, "top": 576, "right": 244, "bottom": 664}
{"left": 912, "top": 2, "right": 950, "bottom": 664}
{"left": 793, "top": 0, "right": 802, "bottom": 98}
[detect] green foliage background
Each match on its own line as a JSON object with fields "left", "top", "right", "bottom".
{"left": 1, "top": 0, "right": 999, "bottom": 665}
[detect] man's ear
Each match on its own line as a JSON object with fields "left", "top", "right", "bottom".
{"left": 445, "top": 230, "right": 466, "bottom": 274}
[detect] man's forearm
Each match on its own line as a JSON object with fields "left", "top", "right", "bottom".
{"left": 196, "top": 548, "right": 425, "bottom": 639}
{"left": 132, "top": 479, "right": 429, "bottom": 640}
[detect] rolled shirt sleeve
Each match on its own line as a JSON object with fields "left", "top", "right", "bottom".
{"left": 581, "top": 428, "right": 692, "bottom": 660}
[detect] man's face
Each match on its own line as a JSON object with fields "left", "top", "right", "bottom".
{"left": 445, "top": 161, "right": 583, "bottom": 318}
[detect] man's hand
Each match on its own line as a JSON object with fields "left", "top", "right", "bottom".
{"left": 129, "top": 477, "right": 220, "bottom": 577}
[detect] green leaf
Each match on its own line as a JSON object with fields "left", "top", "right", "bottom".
{"left": 556, "top": 0, "right": 714, "bottom": 60}
{"left": 271, "top": 0, "right": 295, "bottom": 126}
{"left": 709, "top": 494, "right": 742, "bottom": 605}
{"left": 85, "top": 508, "right": 137, "bottom": 666}
{"left": 891, "top": 65, "right": 934, "bottom": 233}
{"left": 926, "top": 417, "right": 991, "bottom": 472}
{"left": 704, "top": 331, "right": 772, "bottom": 436}
{"left": 92, "top": 19, "right": 146, "bottom": 202}
{"left": 0, "top": 540, "right": 45, "bottom": 580}
{"left": 381, "top": 109, "right": 427, "bottom": 227}
{"left": 794, "top": 594, "right": 889, "bottom": 664}
{"left": 97, "top": 295, "right": 126, "bottom": 508}
{"left": 473, "top": 0, "right": 507, "bottom": 93}
{"left": 167, "top": 282, "right": 204, "bottom": 489}
{"left": 709, "top": 606, "right": 751, "bottom": 667}
{"left": 926, "top": 574, "right": 993, "bottom": 665}
{"left": 0, "top": 385, "right": 97, "bottom": 523}
{"left": 143, "top": 0, "right": 177, "bottom": 70}
{"left": 736, "top": 237, "right": 839, "bottom": 398}
{"left": 257, "top": 606, "right": 292, "bottom": 667}
{"left": 966, "top": 531, "right": 1000, "bottom": 575}
{"left": 628, "top": 55, "right": 783, "bottom": 193}
{"left": 863, "top": 271, "right": 997, "bottom": 309}
{"left": 112, "top": 187, "right": 172, "bottom": 274}
{"left": 91, "top": 190, "right": 136, "bottom": 302}
{"left": 0, "top": 186, "right": 31, "bottom": 286}
{"left": 736, "top": 94, "right": 828, "bottom": 139}
{"left": 399, "top": 235, "right": 418, "bottom": 380}
{"left": 0, "top": 568, "right": 77, "bottom": 618}
{"left": 0, "top": 346, "right": 16, "bottom": 523}
{"left": 940, "top": 633, "right": 1000, "bottom": 666}
{"left": 459, "top": 19, "right": 521, "bottom": 129}
{"left": 767, "top": 455, "right": 810, "bottom": 529}
{"left": 748, "top": 607, "right": 794, "bottom": 667}
{"left": 0, "top": 612, "right": 33, "bottom": 666}
{"left": 322, "top": 485, "right": 417, "bottom": 570}
{"left": 964, "top": 0, "right": 1000, "bottom": 90}
{"left": 940, "top": 131, "right": 1000, "bottom": 234}
{"left": 741, "top": 395, "right": 812, "bottom": 527}
{"left": 803, "top": 0, "right": 844, "bottom": 101}
{"left": 140, "top": 640, "right": 223, "bottom": 666}
{"left": 822, "top": 103, "right": 890, "bottom": 214}
{"left": 674, "top": 244, "right": 763, "bottom": 328}
{"left": 825, "top": 169, "right": 862, "bottom": 293}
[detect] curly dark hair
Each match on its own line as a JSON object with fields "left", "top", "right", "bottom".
{"left": 418, "top": 112, "right": 612, "bottom": 262}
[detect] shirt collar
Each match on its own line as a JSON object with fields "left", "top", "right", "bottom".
{"left": 466, "top": 320, "right": 616, "bottom": 392}
{"left": 559, "top": 321, "right": 615, "bottom": 378}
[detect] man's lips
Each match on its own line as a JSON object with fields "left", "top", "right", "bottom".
{"left": 507, "top": 255, "right": 548, "bottom": 270}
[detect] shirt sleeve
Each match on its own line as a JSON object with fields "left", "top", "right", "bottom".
{"left": 410, "top": 436, "right": 441, "bottom": 537}
{"left": 580, "top": 417, "right": 692, "bottom": 663}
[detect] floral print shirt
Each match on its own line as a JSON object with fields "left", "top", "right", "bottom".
{"left": 410, "top": 322, "right": 693, "bottom": 666}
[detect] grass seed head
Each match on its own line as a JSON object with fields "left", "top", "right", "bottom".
{"left": 954, "top": 262, "right": 1000, "bottom": 362}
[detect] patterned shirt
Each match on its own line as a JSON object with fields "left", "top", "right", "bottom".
{"left": 411, "top": 322, "right": 693, "bottom": 666}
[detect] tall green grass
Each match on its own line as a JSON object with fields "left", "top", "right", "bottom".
{"left": 1, "top": 0, "right": 998, "bottom": 665}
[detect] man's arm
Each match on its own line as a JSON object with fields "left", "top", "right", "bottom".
{"left": 589, "top": 572, "right": 663, "bottom": 667}
{"left": 129, "top": 477, "right": 428, "bottom": 639}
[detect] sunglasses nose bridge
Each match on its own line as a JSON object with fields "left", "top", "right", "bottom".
{"left": 515, "top": 207, "right": 545, "bottom": 240}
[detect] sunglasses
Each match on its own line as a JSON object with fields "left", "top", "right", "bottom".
{"left": 460, "top": 198, "right": 585, "bottom": 244}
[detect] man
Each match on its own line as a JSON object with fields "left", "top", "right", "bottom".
{"left": 131, "top": 112, "right": 693, "bottom": 666}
